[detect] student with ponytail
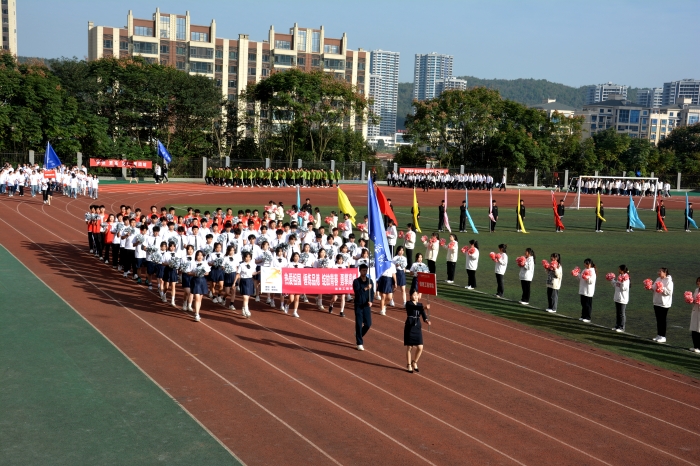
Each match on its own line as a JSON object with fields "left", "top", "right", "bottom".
{"left": 612, "top": 265, "right": 630, "bottom": 332}
{"left": 545, "top": 253, "right": 562, "bottom": 313}
{"left": 518, "top": 248, "right": 535, "bottom": 305}
{"left": 464, "top": 239, "right": 479, "bottom": 290}
{"left": 578, "top": 258, "right": 597, "bottom": 323}
{"left": 494, "top": 244, "right": 508, "bottom": 298}
{"left": 652, "top": 267, "right": 673, "bottom": 343}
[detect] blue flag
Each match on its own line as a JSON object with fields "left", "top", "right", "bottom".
{"left": 156, "top": 140, "right": 172, "bottom": 164}
{"left": 464, "top": 190, "right": 478, "bottom": 234}
{"left": 44, "top": 142, "right": 61, "bottom": 169}
{"left": 367, "top": 175, "right": 392, "bottom": 278}
{"left": 687, "top": 193, "right": 698, "bottom": 229}
{"left": 296, "top": 184, "right": 301, "bottom": 211}
{"left": 628, "top": 195, "right": 645, "bottom": 230}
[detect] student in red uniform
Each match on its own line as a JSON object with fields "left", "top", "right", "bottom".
{"left": 102, "top": 214, "right": 116, "bottom": 264}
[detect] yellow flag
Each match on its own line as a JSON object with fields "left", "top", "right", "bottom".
{"left": 337, "top": 187, "right": 357, "bottom": 225}
{"left": 596, "top": 192, "right": 606, "bottom": 222}
{"left": 412, "top": 188, "right": 422, "bottom": 233}
{"left": 517, "top": 189, "right": 528, "bottom": 233}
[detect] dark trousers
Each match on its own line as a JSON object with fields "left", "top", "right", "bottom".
{"left": 122, "top": 249, "right": 135, "bottom": 274}
{"left": 88, "top": 233, "right": 94, "bottom": 251}
{"left": 42, "top": 190, "right": 49, "bottom": 202}
{"left": 595, "top": 218, "right": 603, "bottom": 231}
{"left": 520, "top": 280, "right": 531, "bottom": 302}
{"left": 427, "top": 260, "right": 436, "bottom": 274}
{"left": 438, "top": 218, "right": 444, "bottom": 231}
{"left": 615, "top": 302, "right": 626, "bottom": 330}
{"left": 490, "top": 220, "right": 496, "bottom": 232}
{"left": 499, "top": 184, "right": 506, "bottom": 191}
{"left": 93, "top": 234, "right": 103, "bottom": 257}
{"left": 104, "top": 242, "right": 112, "bottom": 263}
{"left": 692, "top": 331, "right": 700, "bottom": 349}
{"left": 547, "top": 288, "right": 558, "bottom": 311}
{"left": 495, "top": 273, "right": 504, "bottom": 297}
{"left": 654, "top": 305, "right": 668, "bottom": 337}
{"left": 406, "top": 249, "right": 414, "bottom": 269}
{"left": 446, "top": 261, "right": 456, "bottom": 281}
{"left": 467, "top": 269, "right": 476, "bottom": 288}
{"left": 354, "top": 305, "right": 372, "bottom": 345}
{"left": 459, "top": 215, "right": 466, "bottom": 231}
{"left": 656, "top": 218, "right": 664, "bottom": 231}
{"left": 580, "top": 295, "right": 593, "bottom": 320}
{"left": 112, "top": 244, "right": 120, "bottom": 267}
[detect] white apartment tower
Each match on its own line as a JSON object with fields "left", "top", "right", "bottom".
{"left": 585, "top": 82, "right": 628, "bottom": 105}
{"left": 662, "top": 79, "right": 700, "bottom": 105}
{"left": 637, "top": 88, "right": 662, "bottom": 108}
{"left": 2, "top": 0, "right": 17, "bottom": 54}
{"left": 413, "top": 53, "right": 453, "bottom": 101}
{"left": 435, "top": 77, "right": 467, "bottom": 95}
{"left": 368, "top": 49, "right": 399, "bottom": 137}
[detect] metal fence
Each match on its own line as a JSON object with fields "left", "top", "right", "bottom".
{"left": 0, "top": 152, "right": 29, "bottom": 166}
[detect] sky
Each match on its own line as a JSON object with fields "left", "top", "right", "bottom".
{"left": 18, "top": 0, "right": 700, "bottom": 88}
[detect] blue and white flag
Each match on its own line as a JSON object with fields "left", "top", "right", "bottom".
{"left": 367, "top": 174, "right": 392, "bottom": 278}
{"left": 628, "top": 195, "right": 645, "bottom": 230}
{"left": 156, "top": 140, "right": 172, "bottom": 164}
{"left": 44, "top": 142, "right": 61, "bottom": 169}
{"left": 464, "top": 189, "right": 478, "bottom": 234}
{"left": 687, "top": 193, "right": 698, "bottom": 229}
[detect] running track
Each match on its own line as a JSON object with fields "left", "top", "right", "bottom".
{"left": 1, "top": 183, "right": 699, "bottom": 465}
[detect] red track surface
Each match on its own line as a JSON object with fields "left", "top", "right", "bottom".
{"left": 2, "top": 183, "right": 699, "bottom": 465}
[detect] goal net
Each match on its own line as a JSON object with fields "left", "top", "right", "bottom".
{"left": 567, "top": 175, "right": 659, "bottom": 210}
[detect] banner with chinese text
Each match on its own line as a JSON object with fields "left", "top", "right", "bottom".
{"left": 90, "top": 159, "right": 153, "bottom": 169}
{"left": 417, "top": 272, "right": 437, "bottom": 296}
{"left": 280, "top": 268, "right": 358, "bottom": 294}
{"left": 399, "top": 168, "right": 449, "bottom": 175}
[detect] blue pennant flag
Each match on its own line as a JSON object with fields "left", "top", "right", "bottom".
{"left": 464, "top": 190, "right": 478, "bottom": 234}
{"left": 687, "top": 193, "right": 698, "bottom": 229}
{"left": 156, "top": 140, "right": 172, "bottom": 164}
{"left": 44, "top": 142, "right": 61, "bottom": 169}
{"left": 296, "top": 184, "right": 301, "bottom": 211}
{"left": 628, "top": 195, "right": 645, "bottom": 230}
{"left": 367, "top": 174, "right": 392, "bottom": 278}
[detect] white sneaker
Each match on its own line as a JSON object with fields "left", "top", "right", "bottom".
{"left": 292, "top": 311, "right": 299, "bottom": 318}
{"left": 187, "top": 305, "right": 193, "bottom": 312}
{"left": 161, "top": 295, "right": 167, "bottom": 303}
{"left": 519, "top": 301, "right": 529, "bottom": 305}
{"left": 691, "top": 348, "right": 700, "bottom": 353}
{"left": 302, "top": 295, "right": 309, "bottom": 303}
{"left": 465, "top": 286, "right": 473, "bottom": 290}
{"left": 266, "top": 297, "right": 272, "bottom": 304}
{"left": 104, "top": 260, "right": 109, "bottom": 264}
{"left": 123, "top": 272, "right": 128, "bottom": 278}
{"left": 545, "top": 309, "right": 555, "bottom": 313}
{"left": 171, "top": 300, "right": 175, "bottom": 307}
{"left": 208, "top": 292, "right": 213, "bottom": 299}
{"left": 182, "top": 303, "right": 188, "bottom": 311}
{"left": 195, "top": 314, "right": 201, "bottom": 322}
{"left": 133, "top": 274, "right": 139, "bottom": 280}
{"left": 615, "top": 328, "right": 624, "bottom": 333}
{"left": 283, "top": 304, "right": 289, "bottom": 314}
{"left": 389, "top": 300, "right": 395, "bottom": 307}
{"left": 229, "top": 304, "right": 236, "bottom": 311}
{"left": 652, "top": 336, "right": 660, "bottom": 341}
{"left": 255, "top": 295, "right": 260, "bottom": 302}
{"left": 148, "top": 285, "right": 153, "bottom": 290}
{"left": 270, "top": 299, "right": 275, "bottom": 308}
{"left": 656, "top": 336, "right": 666, "bottom": 343}
{"left": 380, "top": 308, "right": 386, "bottom": 316}
{"left": 446, "top": 280, "right": 454, "bottom": 284}
{"left": 357, "top": 345, "right": 364, "bottom": 351}
{"left": 582, "top": 319, "right": 591, "bottom": 323}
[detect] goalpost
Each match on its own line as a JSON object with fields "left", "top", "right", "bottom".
{"left": 570, "top": 175, "right": 659, "bottom": 210}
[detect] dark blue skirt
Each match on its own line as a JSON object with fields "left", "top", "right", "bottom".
{"left": 164, "top": 266, "right": 178, "bottom": 283}
{"left": 224, "top": 272, "right": 237, "bottom": 288}
{"left": 396, "top": 270, "right": 406, "bottom": 287}
{"left": 210, "top": 267, "right": 224, "bottom": 282}
{"left": 378, "top": 276, "right": 394, "bottom": 294}
{"left": 239, "top": 277, "right": 255, "bottom": 296}
{"left": 191, "top": 276, "right": 208, "bottom": 295}
{"left": 254, "top": 265, "right": 261, "bottom": 282}
{"left": 155, "top": 264, "right": 165, "bottom": 279}
{"left": 182, "top": 273, "right": 192, "bottom": 289}
{"left": 146, "top": 261, "right": 156, "bottom": 275}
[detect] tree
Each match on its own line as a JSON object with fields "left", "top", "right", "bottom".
{"left": 659, "top": 123, "right": 700, "bottom": 174}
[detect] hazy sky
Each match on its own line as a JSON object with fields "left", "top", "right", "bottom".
{"left": 18, "top": 0, "right": 700, "bottom": 88}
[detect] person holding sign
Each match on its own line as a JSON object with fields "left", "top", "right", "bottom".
{"left": 353, "top": 263, "right": 374, "bottom": 351}
{"left": 404, "top": 290, "right": 431, "bottom": 373}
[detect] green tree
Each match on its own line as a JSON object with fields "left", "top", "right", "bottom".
{"left": 659, "top": 123, "right": 700, "bottom": 174}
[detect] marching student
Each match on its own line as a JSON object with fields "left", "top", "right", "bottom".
{"left": 314, "top": 248, "right": 332, "bottom": 311}
{"left": 102, "top": 214, "right": 116, "bottom": 265}
{"left": 353, "top": 263, "right": 375, "bottom": 351}
{"left": 689, "top": 277, "right": 700, "bottom": 352}
{"left": 404, "top": 289, "right": 431, "bottom": 374}
{"left": 444, "top": 234, "right": 458, "bottom": 284}
{"left": 392, "top": 246, "right": 408, "bottom": 307}
{"left": 187, "top": 250, "right": 211, "bottom": 322}
{"left": 409, "top": 253, "right": 428, "bottom": 298}
{"left": 377, "top": 258, "right": 398, "bottom": 316}
{"left": 222, "top": 245, "right": 241, "bottom": 311}
{"left": 404, "top": 223, "right": 416, "bottom": 269}
{"left": 545, "top": 253, "right": 562, "bottom": 313}
{"left": 330, "top": 253, "right": 348, "bottom": 317}
{"left": 518, "top": 248, "right": 535, "bottom": 305}
{"left": 386, "top": 219, "right": 397, "bottom": 257}
{"left": 423, "top": 232, "right": 440, "bottom": 274}
{"left": 254, "top": 240, "right": 273, "bottom": 305}
{"left": 207, "top": 242, "right": 226, "bottom": 304}
{"left": 464, "top": 240, "right": 479, "bottom": 290}
{"left": 494, "top": 244, "right": 508, "bottom": 298}
{"left": 133, "top": 225, "right": 148, "bottom": 285}
{"left": 611, "top": 265, "right": 630, "bottom": 332}
{"left": 283, "top": 252, "right": 303, "bottom": 318}
{"left": 652, "top": 267, "right": 674, "bottom": 343}
{"left": 121, "top": 218, "right": 138, "bottom": 278}
{"left": 154, "top": 241, "right": 168, "bottom": 298}
{"left": 161, "top": 242, "right": 180, "bottom": 307}
{"left": 233, "top": 251, "right": 256, "bottom": 318}
{"left": 578, "top": 259, "right": 597, "bottom": 323}
{"left": 272, "top": 246, "right": 288, "bottom": 311}
{"left": 181, "top": 245, "right": 196, "bottom": 312}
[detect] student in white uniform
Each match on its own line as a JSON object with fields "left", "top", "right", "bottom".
{"left": 234, "top": 252, "right": 257, "bottom": 318}
{"left": 314, "top": 249, "right": 332, "bottom": 310}
{"left": 207, "top": 243, "right": 226, "bottom": 304}
{"left": 494, "top": 244, "right": 508, "bottom": 298}
{"left": 464, "top": 240, "right": 479, "bottom": 290}
{"left": 283, "top": 252, "right": 303, "bottom": 318}
{"left": 271, "top": 246, "right": 288, "bottom": 311}
{"left": 652, "top": 267, "right": 673, "bottom": 343}
{"left": 518, "top": 248, "right": 535, "bottom": 305}
{"left": 329, "top": 254, "right": 348, "bottom": 317}
{"left": 545, "top": 253, "right": 562, "bottom": 313}
{"left": 161, "top": 242, "right": 181, "bottom": 307}
{"left": 689, "top": 277, "right": 700, "bottom": 353}
{"left": 392, "top": 246, "right": 408, "bottom": 306}
{"left": 386, "top": 219, "right": 397, "bottom": 257}
{"left": 222, "top": 245, "right": 241, "bottom": 311}
{"left": 180, "top": 245, "right": 196, "bottom": 311}
{"left": 611, "top": 265, "right": 630, "bottom": 332}
{"left": 187, "top": 251, "right": 211, "bottom": 322}
{"left": 578, "top": 259, "right": 597, "bottom": 323}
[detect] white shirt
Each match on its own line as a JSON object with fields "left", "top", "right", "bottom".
{"left": 424, "top": 239, "right": 439, "bottom": 261}
{"left": 133, "top": 234, "right": 147, "bottom": 259}
{"left": 613, "top": 277, "right": 630, "bottom": 304}
{"left": 272, "top": 255, "right": 288, "bottom": 269}
{"left": 188, "top": 260, "right": 211, "bottom": 275}
{"left": 494, "top": 252, "right": 508, "bottom": 275}
{"left": 404, "top": 231, "right": 416, "bottom": 249}
{"left": 237, "top": 262, "right": 255, "bottom": 279}
{"left": 466, "top": 247, "right": 479, "bottom": 271}
{"left": 341, "top": 219, "right": 352, "bottom": 239}
{"left": 652, "top": 276, "right": 673, "bottom": 308}
{"left": 445, "top": 241, "right": 458, "bottom": 263}
{"left": 519, "top": 256, "right": 534, "bottom": 281}
{"left": 386, "top": 225, "right": 397, "bottom": 246}
{"left": 578, "top": 268, "right": 597, "bottom": 297}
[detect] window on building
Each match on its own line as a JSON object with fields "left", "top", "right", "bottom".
{"left": 216, "top": 79, "right": 222, "bottom": 86}
{"left": 248, "top": 67, "right": 256, "bottom": 75}
{"left": 274, "top": 55, "right": 294, "bottom": 66}
{"left": 311, "top": 31, "right": 320, "bottom": 53}
{"left": 669, "top": 112, "right": 674, "bottom": 117}
{"left": 176, "top": 46, "right": 186, "bottom": 55}
{"left": 160, "top": 16, "right": 170, "bottom": 38}
{"left": 133, "top": 41, "right": 158, "bottom": 54}
{"left": 642, "top": 126, "right": 647, "bottom": 132}
{"left": 103, "top": 40, "right": 113, "bottom": 49}
{"left": 651, "top": 126, "right": 657, "bottom": 133}
{"left": 215, "top": 49, "right": 223, "bottom": 59}
{"left": 190, "top": 61, "right": 213, "bottom": 73}
{"left": 324, "top": 44, "right": 339, "bottom": 54}
{"left": 617, "top": 125, "right": 627, "bottom": 131}
{"left": 591, "top": 124, "right": 597, "bottom": 129}
{"left": 607, "top": 109, "right": 612, "bottom": 112}
{"left": 229, "top": 51, "right": 238, "bottom": 60}
{"left": 2, "top": 26, "right": 6, "bottom": 33}
{"left": 629, "top": 126, "right": 639, "bottom": 132}
{"left": 618, "top": 109, "right": 630, "bottom": 123}
{"left": 215, "top": 64, "right": 223, "bottom": 72}
{"left": 650, "top": 134, "right": 656, "bottom": 140}
{"left": 190, "top": 47, "right": 213, "bottom": 59}
{"left": 134, "top": 26, "right": 153, "bottom": 37}
{"left": 661, "top": 127, "right": 666, "bottom": 133}
{"left": 228, "top": 94, "right": 236, "bottom": 101}
{"left": 591, "top": 115, "right": 597, "bottom": 122}
{"left": 661, "top": 119, "right": 667, "bottom": 125}
{"left": 599, "top": 109, "right": 604, "bottom": 113}
{"left": 629, "top": 110, "right": 640, "bottom": 123}
{"left": 651, "top": 119, "right": 658, "bottom": 125}
{"left": 229, "top": 65, "right": 237, "bottom": 73}
{"left": 346, "top": 60, "right": 353, "bottom": 69}
{"left": 160, "top": 44, "right": 169, "bottom": 54}
{"left": 643, "top": 110, "right": 648, "bottom": 115}
{"left": 120, "top": 41, "right": 129, "bottom": 51}
{"left": 297, "top": 30, "right": 306, "bottom": 51}
{"left": 176, "top": 17, "right": 185, "bottom": 40}
{"left": 191, "top": 32, "right": 208, "bottom": 42}
{"left": 660, "top": 135, "right": 665, "bottom": 140}
{"left": 248, "top": 53, "right": 256, "bottom": 61}
{"left": 1, "top": 9, "right": 6, "bottom": 14}
{"left": 358, "top": 76, "right": 364, "bottom": 84}
{"left": 297, "top": 57, "right": 305, "bottom": 66}
{"left": 262, "top": 54, "right": 270, "bottom": 62}
{"left": 642, "top": 117, "right": 648, "bottom": 124}
{"left": 228, "top": 80, "right": 237, "bottom": 88}
{"left": 689, "top": 115, "right": 700, "bottom": 124}
{"left": 312, "top": 58, "right": 320, "bottom": 67}
{"left": 176, "top": 61, "right": 185, "bottom": 70}
{"left": 261, "top": 68, "right": 270, "bottom": 77}
{"left": 324, "top": 59, "right": 344, "bottom": 70}
{"left": 275, "top": 40, "right": 291, "bottom": 50}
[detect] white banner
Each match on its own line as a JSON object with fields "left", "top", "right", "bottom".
{"left": 260, "top": 267, "right": 283, "bottom": 294}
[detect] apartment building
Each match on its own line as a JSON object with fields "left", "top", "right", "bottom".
{"left": 368, "top": 49, "right": 399, "bottom": 137}
{"left": 579, "top": 94, "right": 649, "bottom": 140}
{"left": 585, "top": 82, "right": 628, "bottom": 105}
{"left": 530, "top": 99, "right": 576, "bottom": 119}
{"left": 435, "top": 77, "right": 467, "bottom": 95}
{"left": 662, "top": 79, "right": 700, "bottom": 105}
{"left": 2, "top": 0, "right": 17, "bottom": 54}
{"left": 88, "top": 9, "right": 371, "bottom": 137}
{"left": 413, "top": 53, "right": 453, "bottom": 101}
{"left": 636, "top": 88, "right": 662, "bottom": 108}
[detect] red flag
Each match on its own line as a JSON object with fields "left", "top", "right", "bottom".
{"left": 656, "top": 206, "right": 668, "bottom": 232}
{"left": 552, "top": 191, "right": 565, "bottom": 231}
{"left": 376, "top": 186, "right": 398, "bottom": 225}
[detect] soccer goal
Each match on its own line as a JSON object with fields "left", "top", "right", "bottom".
{"left": 569, "top": 175, "right": 659, "bottom": 210}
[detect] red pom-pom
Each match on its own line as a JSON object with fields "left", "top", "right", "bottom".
{"left": 324, "top": 216, "right": 333, "bottom": 224}
{"left": 398, "top": 231, "right": 404, "bottom": 239}
{"left": 461, "top": 245, "right": 469, "bottom": 253}
{"left": 358, "top": 223, "right": 366, "bottom": 231}
{"left": 516, "top": 256, "right": 526, "bottom": 267}
{"left": 489, "top": 251, "right": 496, "bottom": 261}
{"left": 685, "top": 291, "right": 695, "bottom": 304}
{"left": 339, "top": 224, "right": 346, "bottom": 231}
{"left": 643, "top": 278, "right": 653, "bottom": 290}
{"left": 655, "top": 281, "right": 664, "bottom": 294}
{"left": 439, "top": 238, "right": 446, "bottom": 247}
{"left": 448, "top": 240, "right": 456, "bottom": 249}
{"left": 696, "top": 295, "right": 700, "bottom": 305}
{"left": 494, "top": 253, "right": 502, "bottom": 261}
{"left": 541, "top": 259, "right": 550, "bottom": 269}
{"left": 582, "top": 269, "right": 591, "bottom": 280}
{"left": 550, "top": 260, "right": 559, "bottom": 270}
{"left": 571, "top": 266, "right": 580, "bottom": 277}
{"left": 421, "top": 235, "right": 428, "bottom": 243}
{"left": 618, "top": 273, "right": 629, "bottom": 283}
{"left": 468, "top": 246, "right": 476, "bottom": 255}
{"left": 605, "top": 273, "right": 615, "bottom": 281}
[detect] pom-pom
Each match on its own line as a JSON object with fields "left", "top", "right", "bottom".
{"left": 605, "top": 273, "right": 615, "bottom": 281}
{"left": 448, "top": 240, "right": 456, "bottom": 249}
{"left": 324, "top": 216, "right": 333, "bottom": 224}
{"left": 421, "top": 235, "right": 428, "bottom": 243}
{"left": 618, "top": 273, "right": 629, "bottom": 283}
{"left": 398, "top": 230, "right": 405, "bottom": 239}
{"left": 685, "top": 291, "right": 695, "bottom": 304}
{"left": 357, "top": 223, "right": 367, "bottom": 232}
{"left": 696, "top": 295, "right": 700, "bottom": 305}
{"left": 489, "top": 251, "right": 496, "bottom": 261}
{"left": 571, "top": 266, "right": 580, "bottom": 277}
{"left": 550, "top": 260, "right": 559, "bottom": 270}
{"left": 643, "top": 278, "right": 653, "bottom": 290}
{"left": 541, "top": 259, "right": 550, "bottom": 269}
{"left": 461, "top": 245, "right": 469, "bottom": 254}
{"left": 516, "top": 256, "right": 526, "bottom": 267}
{"left": 655, "top": 281, "right": 664, "bottom": 294}
{"left": 439, "top": 238, "right": 446, "bottom": 247}
{"left": 494, "top": 253, "right": 502, "bottom": 261}
{"left": 339, "top": 224, "right": 346, "bottom": 231}
{"left": 430, "top": 237, "right": 438, "bottom": 244}
{"left": 468, "top": 246, "right": 476, "bottom": 255}
{"left": 582, "top": 269, "right": 591, "bottom": 280}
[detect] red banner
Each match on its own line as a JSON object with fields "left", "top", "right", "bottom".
{"left": 399, "top": 168, "right": 449, "bottom": 175}
{"left": 90, "top": 159, "right": 153, "bottom": 169}
{"left": 417, "top": 272, "right": 437, "bottom": 296}
{"left": 281, "top": 268, "right": 358, "bottom": 294}
{"left": 43, "top": 170, "right": 56, "bottom": 179}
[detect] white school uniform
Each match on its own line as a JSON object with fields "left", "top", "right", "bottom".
{"left": 495, "top": 253, "right": 508, "bottom": 275}
{"left": 613, "top": 277, "right": 630, "bottom": 304}
{"left": 652, "top": 277, "right": 673, "bottom": 308}
{"left": 578, "top": 268, "right": 597, "bottom": 297}
{"left": 466, "top": 248, "right": 479, "bottom": 271}
{"left": 519, "top": 256, "right": 534, "bottom": 281}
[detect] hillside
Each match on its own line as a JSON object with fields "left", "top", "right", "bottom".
{"left": 396, "top": 78, "right": 641, "bottom": 129}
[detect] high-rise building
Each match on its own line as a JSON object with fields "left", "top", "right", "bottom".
{"left": 413, "top": 53, "right": 453, "bottom": 101}
{"left": 637, "top": 88, "right": 662, "bottom": 108}
{"left": 368, "top": 49, "right": 399, "bottom": 137}
{"left": 2, "top": 0, "right": 17, "bottom": 54}
{"left": 662, "top": 79, "right": 700, "bottom": 105}
{"left": 435, "top": 77, "right": 467, "bottom": 95}
{"left": 585, "top": 82, "right": 628, "bottom": 105}
{"left": 88, "top": 9, "right": 371, "bottom": 137}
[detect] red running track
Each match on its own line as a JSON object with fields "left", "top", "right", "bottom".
{"left": 1, "top": 184, "right": 699, "bottom": 465}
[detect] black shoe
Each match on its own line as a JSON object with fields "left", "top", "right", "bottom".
{"left": 339, "top": 311, "right": 345, "bottom": 317}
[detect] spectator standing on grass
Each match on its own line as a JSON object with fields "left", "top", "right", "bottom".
{"left": 516, "top": 199, "right": 526, "bottom": 232}
{"left": 652, "top": 268, "right": 673, "bottom": 344}
{"left": 459, "top": 200, "right": 467, "bottom": 232}
{"left": 353, "top": 263, "right": 374, "bottom": 351}
{"left": 404, "top": 289, "right": 431, "bottom": 374}
{"left": 545, "top": 253, "right": 562, "bottom": 313}
{"left": 595, "top": 201, "right": 605, "bottom": 232}
{"left": 689, "top": 278, "right": 700, "bottom": 353}
{"left": 611, "top": 265, "right": 630, "bottom": 333}
{"left": 490, "top": 200, "right": 498, "bottom": 232}
{"left": 518, "top": 248, "right": 535, "bottom": 305}
{"left": 578, "top": 259, "right": 597, "bottom": 323}
{"left": 656, "top": 200, "right": 666, "bottom": 232}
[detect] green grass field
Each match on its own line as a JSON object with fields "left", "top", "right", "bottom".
{"left": 173, "top": 202, "right": 700, "bottom": 377}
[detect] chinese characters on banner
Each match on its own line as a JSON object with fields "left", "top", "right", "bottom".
{"left": 398, "top": 168, "right": 449, "bottom": 175}
{"left": 89, "top": 158, "right": 153, "bottom": 169}
{"left": 417, "top": 272, "right": 437, "bottom": 296}
{"left": 43, "top": 170, "right": 56, "bottom": 179}
{"left": 277, "top": 268, "right": 359, "bottom": 294}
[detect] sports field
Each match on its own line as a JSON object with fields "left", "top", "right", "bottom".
{"left": 2, "top": 182, "right": 700, "bottom": 465}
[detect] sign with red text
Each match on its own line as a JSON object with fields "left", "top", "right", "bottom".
{"left": 399, "top": 168, "right": 449, "bottom": 175}
{"left": 43, "top": 170, "right": 56, "bottom": 179}
{"left": 89, "top": 159, "right": 153, "bottom": 169}
{"left": 280, "top": 268, "right": 358, "bottom": 294}
{"left": 417, "top": 272, "right": 437, "bottom": 296}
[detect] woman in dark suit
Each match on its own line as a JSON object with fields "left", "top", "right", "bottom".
{"left": 404, "top": 289, "right": 431, "bottom": 373}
